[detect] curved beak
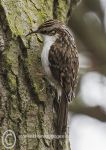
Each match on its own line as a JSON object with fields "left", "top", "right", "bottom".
{"left": 26, "top": 29, "right": 38, "bottom": 37}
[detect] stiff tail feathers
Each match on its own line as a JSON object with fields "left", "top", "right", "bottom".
{"left": 57, "top": 90, "right": 68, "bottom": 135}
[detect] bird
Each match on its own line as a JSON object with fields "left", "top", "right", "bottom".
{"left": 26, "top": 19, "right": 79, "bottom": 135}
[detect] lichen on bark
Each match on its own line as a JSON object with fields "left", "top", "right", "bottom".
{"left": 0, "top": 0, "right": 71, "bottom": 149}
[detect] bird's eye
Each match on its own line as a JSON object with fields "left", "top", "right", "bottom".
{"left": 51, "top": 30, "right": 56, "bottom": 34}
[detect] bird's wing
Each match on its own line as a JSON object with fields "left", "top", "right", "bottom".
{"left": 49, "top": 39, "right": 79, "bottom": 135}
{"left": 48, "top": 40, "right": 79, "bottom": 101}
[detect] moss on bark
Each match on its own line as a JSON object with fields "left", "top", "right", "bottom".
{"left": 0, "top": 0, "right": 71, "bottom": 149}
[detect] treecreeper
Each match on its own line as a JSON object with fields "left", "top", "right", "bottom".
{"left": 27, "top": 19, "right": 79, "bottom": 135}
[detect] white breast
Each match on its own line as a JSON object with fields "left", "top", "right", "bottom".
{"left": 41, "top": 35, "right": 62, "bottom": 100}
{"left": 41, "top": 35, "right": 57, "bottom": 78}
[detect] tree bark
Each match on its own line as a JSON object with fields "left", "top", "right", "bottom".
{"left": 0, "top": 0, "right": 73, "bottom": 149}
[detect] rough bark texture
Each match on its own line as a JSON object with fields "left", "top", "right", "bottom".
{"left": 0, "top": 0, "right": 72, "bottom": 149}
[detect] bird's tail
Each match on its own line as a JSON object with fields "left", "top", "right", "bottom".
{"left": 57, "top": 90, "right": 68, "bottom": 135}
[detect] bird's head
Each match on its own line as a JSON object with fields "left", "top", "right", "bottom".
{"left": 26, "top": 19, "right": 64, "bottom": 37}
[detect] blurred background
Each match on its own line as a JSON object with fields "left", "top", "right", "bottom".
{"left": 68, "top": 0, "right": 106, "bottom": 150}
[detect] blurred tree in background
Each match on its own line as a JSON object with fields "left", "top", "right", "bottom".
{"left": 68, "top": 1, "right": 106, "bottom": 149}
{"left": 69, "top": 0, "right": 106, "bottom": 126}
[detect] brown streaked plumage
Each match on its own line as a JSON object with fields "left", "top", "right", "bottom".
{"left": 27, "top": 19, "right": 79, "bottom": 135}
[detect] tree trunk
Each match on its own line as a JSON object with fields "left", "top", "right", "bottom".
{"left": 0, "top": 0, "right": 72, "bottom": 149}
